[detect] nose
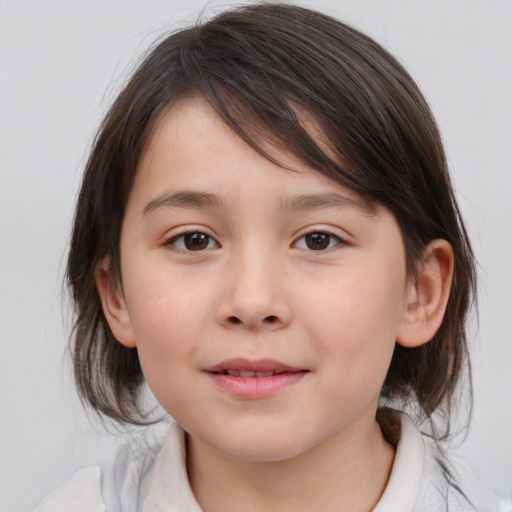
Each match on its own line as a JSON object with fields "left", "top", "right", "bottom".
{"left": 216, "top": 249, "right": 292, "bottom": 331}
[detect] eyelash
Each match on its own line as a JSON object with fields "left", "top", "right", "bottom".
{"left": 293, "top": 231, "right": 344, "bottom": 251}
{"left": 165, "top": 231, "right": 219, "bottom": 252}
{"left": 165, "top": 229, "right": 344, "bottom": 253}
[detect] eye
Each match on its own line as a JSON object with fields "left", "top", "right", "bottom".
{"left": 167, "top": 231, "right": 218, "bottom": 251}
{"left": 294, "top": 231, "right": 342, "bottom": 251}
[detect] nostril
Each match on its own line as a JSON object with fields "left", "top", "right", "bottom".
{"left": 225, "top": 315, "right": 280, "bottom": 326}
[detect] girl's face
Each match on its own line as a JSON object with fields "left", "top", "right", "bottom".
{"left": 109, "top": 97, "right": 411, "bottom": 462}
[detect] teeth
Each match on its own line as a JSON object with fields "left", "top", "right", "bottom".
{"left": 224, "top": 370, "right": 276, "bottom": 377}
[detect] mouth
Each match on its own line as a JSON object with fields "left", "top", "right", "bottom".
{"left": 204, "top": 358, "right": 306, "bottom": 375}
{"left": 212, "top": 369, "right": 290, "bottom": 377}
{"left": 203, "top": 358, "right": 308, "bottom": 398}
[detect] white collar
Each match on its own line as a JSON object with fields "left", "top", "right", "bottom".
{"left": 143, "top": 421, "right": 202, "bottom": 512}
{"left": 373, "top": 413, "right": 425, "bottom": 511}
{"left": 143, "top": 413, "right": 425, "bottom": 512}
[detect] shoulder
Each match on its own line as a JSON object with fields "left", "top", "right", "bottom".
{"left": 30, "top": 466, "right": 105, "bottom": 512}
{"left": 31, "top": 430, "right": 163, "bottom": 512}
{"left": 376, "top": 411, "right": 509, "bottom": 512}
{"left": 417, "top": 439, "right": 511, "bottom": 512}
{"left": 412, "top": 424, "right": 508, "bottom": 512}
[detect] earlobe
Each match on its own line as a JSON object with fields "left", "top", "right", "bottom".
{"left": 94, "top": 259, "right": 137, "bottom": 348}
{"left": 396, "top": 239, "right": 454, "bottom": 348}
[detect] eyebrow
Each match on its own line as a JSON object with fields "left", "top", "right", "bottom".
{"left": 143, "top": 190, "right": 223, "bottom": 215}
{"left": 280, "top": 192, "right": 375, "bottom": 216}
{"left": 143, "top": 189, "right": 375, "bottom": 217}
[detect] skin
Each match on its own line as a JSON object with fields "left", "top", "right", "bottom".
{"left": 96, "top": 98, "right": 454, "bottom": 511}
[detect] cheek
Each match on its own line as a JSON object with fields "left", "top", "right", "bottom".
{"left": 125, "top": 286, "right": 205, "bottom": 415}
{"left": 124, "top": 256, "right": 212, "bottom": 335}
{"left": 309, "top": 273, "right": 403, "bottom": 337}
{"left": 122, "top": 267, "right": 214, "bottom": 384}
{"left": 303, "top": 266, "right": 405, "bottom": 385}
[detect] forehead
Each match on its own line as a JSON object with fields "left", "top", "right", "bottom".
{"left": 132, "top": 97, "right": 374, "bottom": 215}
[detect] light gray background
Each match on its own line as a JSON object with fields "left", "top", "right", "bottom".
{"left": 1, "top": 1, "right": 511, "bottom": 510}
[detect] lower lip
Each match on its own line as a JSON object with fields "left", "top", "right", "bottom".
{"left": 206, "top": 372, "right": 307, "bottom": 399}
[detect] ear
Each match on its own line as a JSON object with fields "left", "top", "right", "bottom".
{"left": 94, "top": 259, "right": 137, "bottom": 348}
{"left": 396, "top": 239, "right": 454, "bottom": 348}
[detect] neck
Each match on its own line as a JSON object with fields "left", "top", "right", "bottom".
{"left": 186, "top": 411, "right": 396, "bottom": 512}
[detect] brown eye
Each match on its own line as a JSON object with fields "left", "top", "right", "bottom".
{"left": 295, "top": 231, "right": 342, "bottom": 251}
{"left": 169, "top": 232, "right": 217, "bottom": 251}
{"left": 184, "top": 232, "right": 210, "bottom": 250}
{"left": 305, "top": 232, "right": 330, "bottom": 250}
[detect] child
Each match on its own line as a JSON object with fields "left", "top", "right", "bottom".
{"left": 32, "top": 3, "right": 508, "bottom": 511}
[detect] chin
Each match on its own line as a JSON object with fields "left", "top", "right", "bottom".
{"left": 206, "top": 429, "right": 309, "bottom": 463}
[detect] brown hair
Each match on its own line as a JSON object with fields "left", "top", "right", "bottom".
{"left": 67, "top": 3, "right": 475, "bottom": 432}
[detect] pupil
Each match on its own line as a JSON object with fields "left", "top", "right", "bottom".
{"left": 184, "top": 232, "right": 209, "bottom": 250}
{"left": 306, "top": 232, "right": 330, "bottom": 250}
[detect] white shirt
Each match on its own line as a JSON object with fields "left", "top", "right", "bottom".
{"left": 31, "top": 414, "right": 510, "bottom": 512}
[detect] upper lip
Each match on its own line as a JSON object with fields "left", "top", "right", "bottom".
{"left": 204, "top": 358, "right": 305, "bottom": 374}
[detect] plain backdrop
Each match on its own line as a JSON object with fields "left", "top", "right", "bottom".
{"left": 1, "top": 1, "right": 511, "bottom": 510}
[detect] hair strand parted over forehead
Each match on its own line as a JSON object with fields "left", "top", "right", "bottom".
{"left": 67, "top": 3, "right": 475, "bottom": 434}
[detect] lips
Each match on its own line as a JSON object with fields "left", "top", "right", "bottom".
{"left": 204, "top": 358, "right": 304, "bottom": 374}
{"left": 218, "top": 369, "right": 278, "bottom": 377}
{"left": 203, "top": 358, "right": 308, "bottom": 398}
